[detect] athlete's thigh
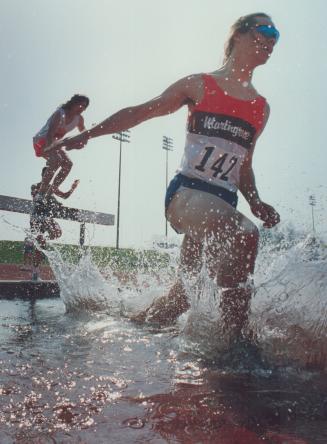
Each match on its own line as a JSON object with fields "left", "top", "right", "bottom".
{"left": 45, "top": 148, "right": 70, "bottom": 168}
{"left": 56, "top": 148, "right": 71, "bottom": 164}
{"left": 167, "top": 188, "right": 256, "bottom": 241}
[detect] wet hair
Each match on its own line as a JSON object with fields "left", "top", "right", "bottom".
{"left": 223, "top": 13, "right": 272, "bottom": 62}
{"left": 62, "top": 94, "right": 90, "bottom": 111}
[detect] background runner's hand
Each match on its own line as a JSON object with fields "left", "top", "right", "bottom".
{"left": 64, "top": 133, "right": 88, "bottom": 151}
{"left": 250, "top": 200, "right": 280, "bottom": 228}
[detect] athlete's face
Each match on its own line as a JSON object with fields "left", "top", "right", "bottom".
{"left": 248, "top": 17, "right": 279, "bottom": 64}
{"left": 238, "top": 17, "right": 279, "bottom": 66}
{"left": 71, "top": 102, "right": 88, "bottom": 115}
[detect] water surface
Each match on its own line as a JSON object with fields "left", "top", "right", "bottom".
{"left": 1, "top": 235, "right": 327, "bottom": 443}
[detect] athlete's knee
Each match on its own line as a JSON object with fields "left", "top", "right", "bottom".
{"left": 62, "top": 158, "right": 73, "bottom": 172}
{"left": 218, "top": 270, "right": 252, "bottom": 288}
{"left": 46, "top": 154, "right": 62, "bottom": 170}
{"left": 235, "top": 223, "right": 259, "bottom": 255}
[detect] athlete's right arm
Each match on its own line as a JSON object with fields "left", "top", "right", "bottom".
{"left": 90, "top": 75, "right": 202, "bottom": 137}
{"left": 64, "top": 75, "right": 203, "bottom": 149}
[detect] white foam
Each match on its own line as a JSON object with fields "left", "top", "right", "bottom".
{"left": 42, "top": 229, "right": 327, "bottom": 370}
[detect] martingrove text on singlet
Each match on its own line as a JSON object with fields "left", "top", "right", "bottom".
{"left": 189, "top": 111, "right": 256, "bottom": 150}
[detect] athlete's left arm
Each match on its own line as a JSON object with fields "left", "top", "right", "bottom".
{"left": 78, "top": 116, "right": 86, "bottom": 132}
{"left": 239, "top": 103, "right": 280, "bottom": 228}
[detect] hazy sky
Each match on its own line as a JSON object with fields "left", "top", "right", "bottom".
{"left": 1, "top": 0, "right": 327, "bottom": 248}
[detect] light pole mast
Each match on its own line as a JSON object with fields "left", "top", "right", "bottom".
{"left": 112, "top": 130, "right": 131, "bottom": 249}
{"left": 162, "top": 136, "right": 173, "bottom": 243}
{"left": 309, "top": 194, "right": 316, "bottom": 238}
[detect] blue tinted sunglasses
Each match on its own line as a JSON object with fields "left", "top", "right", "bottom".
{"left": 255, "top": 25, "right": 280, "bottom": 41}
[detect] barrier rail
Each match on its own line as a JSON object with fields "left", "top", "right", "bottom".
{"left": 0, "top": 194, "right": 115, "bottom": 246}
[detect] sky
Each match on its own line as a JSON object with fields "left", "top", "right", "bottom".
{"left": 1, "top": 0, "right": 327, "bottom": 249}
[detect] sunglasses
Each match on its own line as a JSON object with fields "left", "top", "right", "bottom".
{"left": 254, "top": 25, "right": 280, "bottom": 42}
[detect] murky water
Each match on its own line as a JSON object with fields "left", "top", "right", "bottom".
{"left": 1, "top": 232, "right": 327, "bottom": 443}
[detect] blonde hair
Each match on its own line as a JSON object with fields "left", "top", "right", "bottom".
{"left": 223, "top": 13, "right": 271, "bottom": 62}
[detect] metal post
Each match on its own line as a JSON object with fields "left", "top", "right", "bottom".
{"left": 116, "top": 139, "right": 122, "bottom": 249}
{"left": 165, "top": 149, "right": 168, "bottom": 238}
{"left": 309, "top": 195, "right": 316, "bottom": 237}
{"left": 162, "top": 136, "right": 173, "bottom": 246}
{"left": 113, "top": 130, "right": 131, "bottom": 249}
{"left": 79, "top": 222, "right": 86, "bottom": 246}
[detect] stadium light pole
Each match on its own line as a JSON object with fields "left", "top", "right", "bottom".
{"left": 162, "top": 136, "right": 173, "bottom": 244}
{"left": 309, "top": 194, "right": 316, "bottom": 237}
{"left": 112, "top": 130, "right": 131, "bottom": 249}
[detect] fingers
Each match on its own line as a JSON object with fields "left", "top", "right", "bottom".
{"left": 263, "top": 211, "right": 280, "bottom": 228}
{"left": 63, "top": 135, "right": 87, "bottom": 151}
{"left": 252, "top": 202, "right": 280, "bottom": 228}
{"left": 65, "top": 142, "right": 85, "bottom": 151}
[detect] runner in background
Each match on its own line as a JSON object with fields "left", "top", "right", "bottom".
{"left": 33, "top": 94, "right": 89, "bottom": 207}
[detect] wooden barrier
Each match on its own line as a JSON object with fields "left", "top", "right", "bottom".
{"left": 0, "top": 194, "right": 115, "bottom": 246}
{"left": 0, "top": 194, "right": 115, "bottom": 299}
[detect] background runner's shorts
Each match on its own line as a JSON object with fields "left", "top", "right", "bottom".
{"left": 33, "top": 137, "right": 46, "bottom": 157}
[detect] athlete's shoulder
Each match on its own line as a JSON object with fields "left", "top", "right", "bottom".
{"left": 179, "top": 72, "right": 205, "bottom": 85}
{"left": 51, "top": 107, "right": 64, "bottom": 116}
{"left": 173, "top": 73, "right": 206, "bottom": 104}
{"left": 49, "top": 107, "right": 64, "bottom": 124}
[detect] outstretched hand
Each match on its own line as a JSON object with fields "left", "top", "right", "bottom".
{"left": 250, "top": 200, "right": 280, "bottom": 228}
{"left": 63, "top": 133, "right": 89, "bottom": 151}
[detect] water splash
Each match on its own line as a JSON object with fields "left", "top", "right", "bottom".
{"left": 177, "top": 231, "right": 327, "bottom": 371}
{"left": 44, "top": 245, "right": 174, "bottom": 318}
{"left": 45, "top": 248, "right": 122, "bottom": 314}
{"left": 250, "top": 234, "right": 327, "bottom": 370}
{"left": 42, "top": 228, "right": 327, "bottom": 371}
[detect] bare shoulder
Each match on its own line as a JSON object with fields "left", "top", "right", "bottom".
{"left": 178, "top": 73, "right": 204, "bottom": 85}
{"left": 50, "top": 108, "right": 62, "bottom": 123}
{"left": 168, "top": 73, "right": 205, "bottom": 105}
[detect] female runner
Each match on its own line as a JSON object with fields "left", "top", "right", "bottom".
{"left": 63, "top": 13, "right": 280, "bottom": 337}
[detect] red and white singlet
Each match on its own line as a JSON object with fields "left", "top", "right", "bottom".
{"left": 178, "top": 74, "right": 267, "bottom": 193}
{"left": 33, "top": 107, "right": 80, "bottom": 157}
